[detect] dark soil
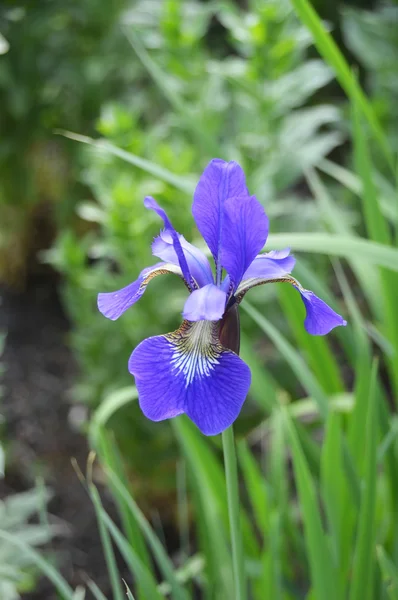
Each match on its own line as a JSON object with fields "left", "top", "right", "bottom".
{"left": 0, "top": 273, "right": 119, "bottom": 599}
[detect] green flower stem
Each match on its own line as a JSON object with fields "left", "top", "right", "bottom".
{"left": 222, "top": 425, "right": 246, "bottom": 600}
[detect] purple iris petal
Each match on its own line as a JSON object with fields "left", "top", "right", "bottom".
{"left": 97, "top": 262, "right": 182, "bottom": 321}
{"left": 221, "top": 195, "right": 269, "bottom": 290}
{"left": 145, "top": 196, "right": 193, "bottom": 289}
{"left": 129, "top": 321, "right": 251, "bottom": 435}
{"left": 192, "top": 159, "right": 249, "bottom": 267}
{"left": 152, "top": 230, "right": 214, "bottom": 287}
{"left": 183, "top": 283, "right": 226, "bottom": 321}
{"left": 242, "top": 248, "right": 296, "bottom": 280}
{"left": 296, "top": 288, "right": 347, "bottom": 335}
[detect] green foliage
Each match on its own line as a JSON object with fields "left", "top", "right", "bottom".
{"left": 44, "top": 0, "right": 347, "bottom": 493}
{"left": 0, "top": 487, "right": 56, "bottom": 599}
{"left": 3, "top": 0, "right": 398, "bottom": 598}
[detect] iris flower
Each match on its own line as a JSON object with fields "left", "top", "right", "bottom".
{"left": 98, "top": 160, "right": 346, "bottom": 436}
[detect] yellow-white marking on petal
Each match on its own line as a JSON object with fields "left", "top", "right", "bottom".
{"left": 166, "top": 320, "right": 222, "bottom": 387}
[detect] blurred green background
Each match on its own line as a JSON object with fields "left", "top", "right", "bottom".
{"left": 1, "top": 0, "right": 398, "bottom": 598}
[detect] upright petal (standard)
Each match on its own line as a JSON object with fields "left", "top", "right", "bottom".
{"left": 221, "top": 194, "right": 269, "bottom": 290}
{"left": 242, "top": 248, "right": 296, "bottom": 280}
{"left": 192, "top": 159, "right": 249, "bottom": 271}
{"left": 152, "top": 230, "right": 214, "bottom": 288}
{"left": 145, "top": 196, "right": 194, "bottom": 289}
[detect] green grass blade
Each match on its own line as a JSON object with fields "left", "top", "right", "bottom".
{"left": 266, "top": 232, "right": 398, "bottom": 272}
{"left": 305, "top": 167, "right": 381, "bottom": 314}
{"left": 124, "top": 582, "right": 136, "bottom": 600}
{"left": 57, "top": 131, "right": 194, "bottom": 194}
{"left": 289, "top": 0, "right": 393, "bottom": 169}
{"left": 72, "top": 586, "right": 86, "bottom": 600}
{"left": 124, "top": 29, "right": 218, "bottom": 156}
{"left": 320, "top": 411, "right": 351, "bottom": 598}
{"left": 173, "top": 417, "right": 259, "bottom": 557}
{"left": 86, "top": 579, "right": 109, "bottom": 600}
{"left": 90, "top": 391, "right": 152, "bottom": 584}
{"left": 100, "top": 509, "right": 163, "bottom": 600}
{"left": 352, "top": 97, "right": 391, "bottom": 245}
{"left": 277, "top": 283, "right": 344, "bottom": 394}
{"left": 377, "top": 546, "right": 398, "bottom": 600}
{"left": 105, "top": 468, "right": 190, "bottom": 600}
{"left": 240, "top": 333, "right": 279, "bottom": 413}
{"left": 242, "top": 300, "right": 329, "bottom": 418}
{"left": 222, "top": 426, "right": 247, "bottom": 600}
{"left": 237, "top": 440, "right": 269, "bottom": 535}
{"left": 283, "top": 409, "right": 335, "bottom": 600}
{"left": 0, "top": 529, "right": 75, "bottom": 600}
{"left": 349, "top": 361, "right": 379, "bottom": 600}
{"left": 90, "top": 484, "right": 125, "bottom": 600}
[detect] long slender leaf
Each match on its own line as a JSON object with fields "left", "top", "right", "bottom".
{"left": 349, "top": 361, "right": 379, "bottom": 600}
{"left": 105, "top": 469, "right": 190, "bottom": 600}
{"left": 289, "top": 0, "right": 393, "bottom": 168}
{"left": 57, "top": 131, "right": 194, "bottom": 194}
{"left": 90, "top": 484, "right": 125, "bottom": 600}
{"left": 0, "top": 529, "right": 75, "bottom": 600}
{"left": 283, "top": 409, "right": 335, "bottom": 600}
{"left": 266, "top": 233, "right": 398, "bottom": 272}
{"left": 242, "top": 300, "right": 329, "bottom": 418}
{"left": 377, "top": 546, "right": 398, "bottom": 600}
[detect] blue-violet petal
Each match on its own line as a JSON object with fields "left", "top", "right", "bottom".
{"left": 192, "top": 159, "right": 249, "bottom": 264}
{"left": 242, "top": 248, "right": 295, "bottom": 280}
{"left": 182, "top": 283, "right": 227, "bottom": 321}
{"left": 129, "top": 320, "right": 251, "bottom": 435}
{"left": 152, "top": 230, "right": 214, "bottom": 287}
{"left": 296, "top": 288, "right": 347, "bottom": 335}
{"left": 145, "top": 196, "right": 194, "bottom": 289}
{"left": 221, "top": 194, "right": 269, "bottom": 290}
{"left": 97, "top": 262, "right": 183, "bottom": 321}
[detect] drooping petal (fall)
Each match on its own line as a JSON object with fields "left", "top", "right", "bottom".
{"left": 234, "top": 273, "right": 346, "bottom": 336}
{"left": 192, "top": 159, "right": 249, "bottom": 269}
{"left": 182, "top": 283, "right": 227, "bottom": 321}
{"left": 145, "top": 196, "right": 194, "bottom": 289}
{"left": 295, "top": 288, "right": 347, "bottom": 335}
{"left": 97, "top": 262, "right": 184, "bottom": 321}
{"left": 221, "top": 195, "right": 269, "bottom": 290}
{"left": 129, "top": 320, "right": 251, "bottom": 436}
{"left": 242, "top": 248, "right": 295, "bottom": 280}
{"left": 152, "top": 230, "right": 214, "bottom": 287}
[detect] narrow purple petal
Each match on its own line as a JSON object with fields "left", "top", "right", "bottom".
{"left": 242, "top": 248, "right": 296, "bottom": 280}
{"left": 221, "top": 195, "right": 269, "bottom": 290}
{"left": 145, "top": 196, "right": 194, "bottom": 289}
{"left": 192, "top": 159, "right": 249, "bottom": 266}
{"left": 129, "top": 320, "right": 251, "bottom": 435}
{"left": 296, "top": 288, "right": 347, "bottom": 335}
{"left": 152, "top": 230, "right": 214, "bottom": 287}
{"left": 182, "top": 284, "right": 226, "bottom": 321}
{"left": 97, "top": 262, "right": 183, "bottom": 321}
